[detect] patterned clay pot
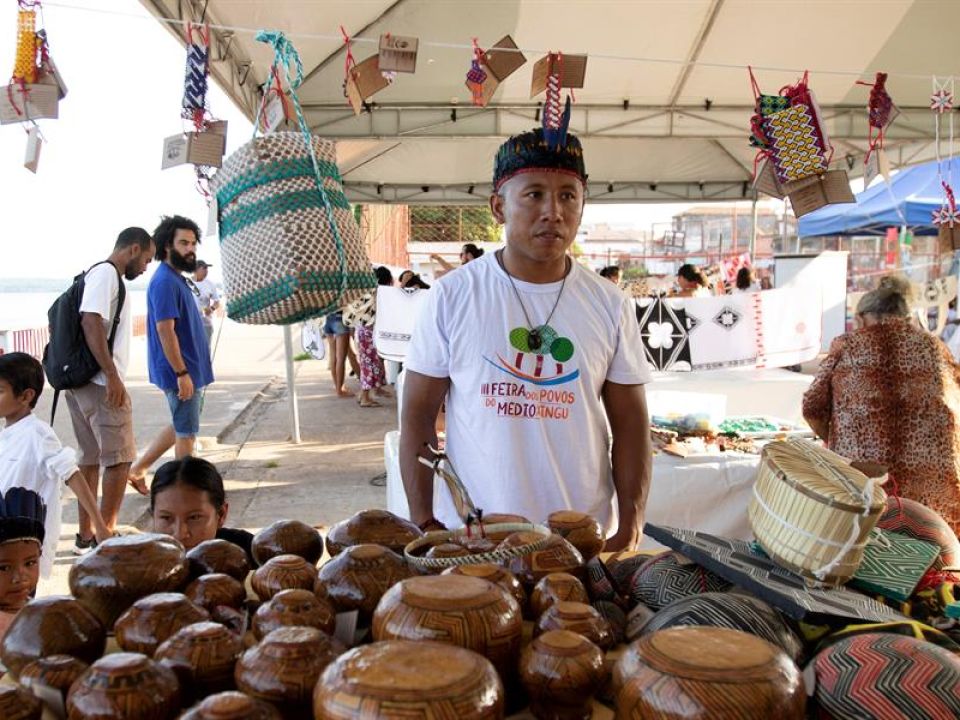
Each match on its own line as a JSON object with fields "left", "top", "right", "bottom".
{"left": 251, "top": 554, "right": 317, "bottom": 602}
{"left": 441, "top": 563, "right": 528, "bottom": 616}
{"left": 184, "top": 573, "right": 247, "bottom": 613}
{"left": 535, "top": 601, "right": 614, "bottom": 651}
{"left": 629, "top": 551, "right": 730, "bottom": 610}
{"left": 424, "top": 542, "right": 472, "bottom": 562}
{"left": 324, "top": 509, "right": 423, "bottom": 557}
{"left": 520, "top": 630, "right": 605, "bottom": 720}
{"left": 68, "top": 534, "right": 189, "bottom": 628}
{"left": 313, "top": 640, "right": 504, "bottom": 720}
{"left": 592, "top": 600, "right": 628, "bottom": 645}
{"left": 316, "top": 544, "right": 413, "bottom": 624}
{"left": 547, "top": 511, "right": 605, "bottom": 562}
{"left": 114, "top": 592, "right": 209, "bottom": 656}
{"left": 252, "top": 589, "right": 337, "bottom": 640}
{"left": 481, "top": 513, "right": 533, "bottom": 543}
{"left": 66, "top": 652, "right": 181, "bottom": 720}
{"left": 179, "top": 691, "right": 281, "bottom": 719}
{"left": 0, "top": 596, "right": 105, "bottom": 680}
{"left": 19, "top": 654, "right": 89, "bottom": 709}
{"left": 530, "top": 572, "right": 590, "bottom": 619}
{"left": 501, "top": 533, "right": 583, "bottom": 587}
{"left": 251, "top": 520, "right": 324, "bottom": 566}
{"left": 0, "top": 685, "right": 42, "bottom": 720}
{"left": 187, "top": 539, "right": 251, "bottom": 582}
{"left": 155, "top": 621, "right": 242, "bottom": 702}
{"left": 877, "top": 496, "right": 960, "bottom": 570}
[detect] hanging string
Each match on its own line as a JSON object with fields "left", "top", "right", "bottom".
{"left": 931, "top": 77, "right": 956, "bottom": 228}
{"left": 339, "top": 24, "right": 356, "bottom": 105}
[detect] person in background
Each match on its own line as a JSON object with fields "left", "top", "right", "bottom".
{"left": 324, "top": 310, "right": 355, "bottom": 398}
{"left": 401, "top": 272, "right": 431, "bottom": 290}
{"left": 675, "top": 264, "right": 710, "bottom": 297}
{"left": 803, "top": 276, "right": 960, "bottom": 533}
{"left": 431, "top": 243, "right": 486, "bottom": 278}
{"left": 734, "top": 267, "right": 758, "bottom": 294}
{"left": 0, "top": 487, "right": 46, "bottom": 641}
{"left": 599, "top": 266, "right": 621, "bottom": 285}
{"left": 0, "top": 353, "right": 111, "bottom": 578}
{"left": 191, "top": 260, "right": 220, "bottom": 347}
{"left": 353, "top": 267, "right": 392, "bottom": 408}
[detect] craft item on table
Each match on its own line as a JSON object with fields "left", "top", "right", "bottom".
{"left": 534, "top": 601, "right": 614, "bottom": 650}
{"left": 583, "top": 556, "right": 625, "bottom": 606}
{"left": 628, "top": 550, "right": 731, "bottom": 610}
{"left": 546, "top": 511, "right": 604, "bottom": 562}
{"left": 66, "top": 653, "right": 182, "bottom": 720}
{"left": 530, "top": 573, "right": 589, "bottom": 618}
{"left": 635, "top": 296, "right": 691, "bottom": 371}
{"left": 325, "top": 508, "right": 422, "bottom": 557}
{"left": 748, "top": 438, "right": 887, "bottom": 586}
{"left": 252, "top": 518, "right": 324, "bottom": 565}
{"left": 377, "top": 33, "right": 417, "bottom": 74}
{"left": 1, "top": 4, "right": 61, "bottom": 127}
{"left": 645, "top": 525, "right": 906, "bottom": 624}
{"left": 809, "top": 633, "right": 960, "bottom": 719}
{"left": 878, "top": 497, "right": 960, "bottom": 571}
{"left": 463, "top": 35, "right": 525, "bottom": 108}
{"left": 625, "top": 602, "right": 655, "bottom": 642}
{"left": 681, "top": 291, "right": 756, "bottom": 370}
{"left": 847, "top": 530, "right": 941, "bottom": 603}
{"left": 520, "top": 629, "right": 605, "bottom": 720}
{"left": 815, "top": 619, "right": 960, "bottom": 657}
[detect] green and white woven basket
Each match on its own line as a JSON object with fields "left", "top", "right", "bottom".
{"left": 210, "top": 132, "right": 376, "bottom": 325}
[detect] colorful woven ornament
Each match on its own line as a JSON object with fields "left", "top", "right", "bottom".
{"left": 12, "top": 6, "right": 38, "bottom": 84}
{"left": 931, "top": 87, "right": 954, "bottom": 114}
{"left": 465, "top": 38, "right": 487, "bottom": 106}
{"left": 182, "top": 22, "right": 211, "bottom": 129}
{"left": 541, "top": 52, "right": 571, "bottom": 151}
{"left": 857, "top": 72, "right": 894, "bottom": 163}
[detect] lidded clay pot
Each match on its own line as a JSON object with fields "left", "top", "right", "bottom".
{"left": 155, "top": 621, "right": 243, "bottom": 701}
{"left": 535, "top": 601, "right": 615, "bottom": 650}
{"left": 547, "top": 511, "right": 606, "bottom": 562}
{"left": 520, "top": 630, "right": 605, "bottom": 720}
{"left": 19, "top": 654, "right": 89, "bottom": 708}
{"left": 0, "top": 685, "right": 42, "bottom": 720}
{"left": 252, "top": 588, "right": 336, "bottom": 640}
{"left": 235, "top": 626, "right": 344, "bottom": 719}
{"left": 529, "top": 572, "right": 590, "bottom": 618}
{"left": 501, "top": 532, "right": 583, "bottom": 586}
{"left": 324, "top": 509, "right": 422, "bottom": 557}
{"left": 179, "top": 691, "right": 281, "bottom": 719}
{"left": 424, "top": 542, "right": 471, "bottom": 562}
{"left": 184, "top": 573, "right": 247, "bottom": 613}
{"left": 187, "top": 539, "right": 251, "bottom": 582}
{"left": 68, "top": 534, "right": 189, "bottom": 628}
{"left": 442, "top": 563, "right": 527, "bottom": 615}
{"left": 66, "top": 652, "right": 181, "bottom": 720}
{"left": 0, "top": 595, "right": 105, "bottom": 680}
{"left": 480, "top": 513, "right": 533, "bottom": 543}
{"left": 316, "top": 544, "right": 413, "bottom": 624}
{"left": 313, "top": 640, "right": 504, "bottom": 720}
{"left": 251, "top": 554, "right": 317, "bottom": 601}
{"left": 114, "top": 592, "right": 209, "bottom": 656}
{"left": 251, "top": 520, "right": 324, "bottom": 566}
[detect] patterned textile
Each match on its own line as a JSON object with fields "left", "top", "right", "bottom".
{"left": 765, "top": 104, "right": 828, "bottom": 183}
{"left": 356, "top": 324, "right": 385, "bottom": 392}
{"left": 802, "top": 319, "right": 960, "bottom": 535}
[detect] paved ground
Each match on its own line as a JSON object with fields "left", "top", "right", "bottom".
{"left": 37, "top": 319, "right": 397, "bottom": 595}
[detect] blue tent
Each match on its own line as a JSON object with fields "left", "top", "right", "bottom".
{"left": 798, "top": 158, "right": 960, "bottom": 237}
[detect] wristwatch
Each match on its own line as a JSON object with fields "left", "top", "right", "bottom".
{"left": 175, "top": 369, "right": 190, "bottom": 378}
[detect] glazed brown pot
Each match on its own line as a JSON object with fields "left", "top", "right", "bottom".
{"left": 535, "top": 601, "right": 614, "bottom": 651}
{"left": 424, "top": 542, "right": 471, "bottom": 561}
{"left": 187, "top": 539, "right": 251, "bottom": 582}
{"left": 155, "top": 621, "right": 242, "bottom": 702}
{"left": 614, "top": 627, "right": 806, "bottom": 719}
{"left": 184, "top": 573, "right": 247, "bottom": 613}
{"left": 501, "top": 533, "right": 583, "bottom": 587}
{"left": 251, "top": 520, "right": 324, "bottom": 566}
{"left": 480, "top": 513, "right": 533, "bottom": 543}
{"left": 68, "top": 534, "right": 189, "bottom": 628}
{"left": 251, "top": 554, "right": 317, "bottom": 602}
{"left": 529, "top": 572, "right": 590, "bottom": 619}
{"left": 441, "top": 563, "right": 527, "bottom": 615}
{"left": 546, "top": 511, "right": 605, "bottom": 562}
{"left": 0, "top": 685, "right": 42, "bottom": 720}
{"left": 324, "top": 509, "right": 422, "bottom": 557}
{"left": 0, "top": 595, "right": 106, "bottom": 680}
{"left": 235, "top": 626, "right": 344, "bottom": 719}
{"left": 178, "top": 691, "right": 281, "bottom": 719}
{"left": 20, "top": 654, "right": 89, "bottom": 708}
{"left": 66, "top": 652, "right": 181, "bottom": 720}
{"left": 313, "top": 640, "right": 504, "bottom": 720}
{"left": 316, "top": 544, "right": 413, "bottom": 624}
{"left": 114, "top": 592, "right": 210, "bottom": 656}
{"left": 520, "top": 630, "right": 605, "bottom": 720}
{"left": 372, "top": 574, "right": 522, "bottom": 683}
{"left": 252, "top": 589, "right": 336, "bottom": 641}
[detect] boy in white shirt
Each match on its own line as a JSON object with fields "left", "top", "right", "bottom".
{"left": 0, "top": 353, "right": 110, "bottom": 578}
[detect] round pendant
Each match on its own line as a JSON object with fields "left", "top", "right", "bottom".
{"left": 528, "top": 330, "right": 542, "bottom": 351}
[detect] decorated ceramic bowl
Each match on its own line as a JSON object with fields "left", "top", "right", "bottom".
{"left": 629, "top": 551, "right": 730, "bottom": 610}
{"left": 315, "top": 544, "right": 413, "bottom": 624}
{"left": 66, "top": 652, "right": 181, "bottom": 720}
{"left": 424, "top": 542, "right": 472, "bottom": 562}
{"left": 592, "top": 600, "right": 628, "bottom": 645}
{"left": 251, "top": 554, "right": 317, "bottom": 601}
{"left": 480, "top": 513, "right": 533, "bottom": 543}
{"left": 372, "top": 574, "right": 522, "bottom": 682}
{"left": 155, "top": 621, "right": 242, "bottom": 701}
{"left": 535, "top": 601, "right": 615, "bottom": 651}
{"left": 520, "top": 630, "right": 605, "bottom": 720}
{"left": 251, "top": 520, "right": 324, "bottom": 566}
{"left": 114, "top": 592, "right": 210, "bottom": 656}
{"left": 625, "top": 602, "right": 656, "bottom": 643}
{"left": 313, "top": 640, "right": 504, "bottom": 720}
{"left": 184, "top": 573, "right": 247, "bottom": 613}
{"left": 546, "top": 511, "right": 605, "bottom": 562}
{"left": 19, "top": 654, "right": 89, "bottom": 708}
{"left": 235, "top": 626, "right": 344, "bottom": 719}
{"left": 529, "top": 572, "right": 590, "bottom": 618}
{"left": 0, "top": 595, "right": 105, "bottom": 680}
{"left": 0, "top": 685, "right": 42, "bottom": 720}
{"left": 187, "top": 539, "right": 251, "bottom": 582}
{"left": 604, "top": 552, "right": 651, "bottom": 597}
{"left": 68, "top": 534, "right": 189, "bottom": 628}
{"left": 252, "top": 589, "right": 337, "bottom": 640}
{"left": 501, "top": 532, "right": 583, "bottom": 586}
{"left": 179, "top": 691, "right": 282, "bottom": 720}
{"left": 441, "top": 563, "right": 527, "bottom": 615}
{"left": 325, "top": 509, "right": 422, "bottom": 556}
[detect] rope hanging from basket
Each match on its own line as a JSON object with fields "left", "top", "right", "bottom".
{"left": 254, "top": 29, "right": 349, "bottom": 311}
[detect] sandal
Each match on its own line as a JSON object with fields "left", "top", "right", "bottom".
{"left": 359, "top": 400, "right": 382, "bottom": 408}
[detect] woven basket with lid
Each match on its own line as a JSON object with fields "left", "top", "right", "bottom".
{"left": 748, "top": 439, "right": 886, "bottom": 587}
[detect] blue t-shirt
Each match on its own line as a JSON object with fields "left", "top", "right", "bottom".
{"left": 147, "top": 262, "right": 214, "bottom": 392}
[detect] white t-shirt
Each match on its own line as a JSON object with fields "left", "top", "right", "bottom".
{"left": 0, "top": 414, "right": 78, "bottom": 578}
{"left": 193, "top": 277, "right": 220, "bottom": 327}
{"left": 405, "top": 252, "right": 651, "bottom": 534}
{"left": 80, "top": 263, "right": 131, "bottom": 384}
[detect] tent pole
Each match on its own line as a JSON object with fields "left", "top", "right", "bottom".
{"left": 283, "top": 325, "right": 302, "bottom": 444}
{"left": 750, "top": 195, "right": 758, "bottom": 258}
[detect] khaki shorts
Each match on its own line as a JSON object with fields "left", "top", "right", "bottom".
{"left": 64, "top": 383, "right": 137, "bottom": 468}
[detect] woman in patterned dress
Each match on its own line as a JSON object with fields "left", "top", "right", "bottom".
{"left": 355, "top": 267, "right": 392, "bottom": 408}
{"left": 803, "top": 276, "right": 960, "bottom": 534}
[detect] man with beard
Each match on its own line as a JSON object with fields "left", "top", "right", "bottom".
{"left": 64, "top": 227, "right": 154, "bottom": 552}
{"left": 143, "top": 215, "right": 214, "bottom": 463}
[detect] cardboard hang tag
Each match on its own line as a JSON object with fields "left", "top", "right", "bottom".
{"left": 482, "top": 35, "right": 526, "bottom": 82}
{"left": 345, "top": 55, "right": 391, "bottom": 115}
{"left": 754, "top": 160, "right": 785, "bottom": 200}
{"left": 24, "top": 125, "right": 41, "bottom": 173}
{"left": 378, "top": 34, "right": 418, "bottom": 73}
{"left": 864, "top": 148, "right": 891, "bottom": 190}
{"left": 530, "top": 53, "right": 588, "bottom": 98}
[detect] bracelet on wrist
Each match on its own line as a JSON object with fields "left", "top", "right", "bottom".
{"left": 175, "top": 369, "right": 189, "bottom": 378}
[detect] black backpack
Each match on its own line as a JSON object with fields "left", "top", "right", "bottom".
{"left": 42, "top": 261, "right": 126, "bottom": 422}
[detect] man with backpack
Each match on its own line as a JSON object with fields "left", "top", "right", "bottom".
{"left": 50, "top": 227, "right": 154, "bottom": 553}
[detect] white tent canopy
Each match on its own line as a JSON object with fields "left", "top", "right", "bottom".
{"left": 141, "top": 0, "right": 960, "bottom": 205}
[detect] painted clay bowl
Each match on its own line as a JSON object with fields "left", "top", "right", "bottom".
{"left": 114, "top": 592, "right": 210, "bottom": 656}
{"left": 179, "top": 691, "right": 282, "bottom": 720}
{"left": 604, "top": 552, "right": 651, "bottom": 597}
{"left": 592, "top": 600, "right": 628, "bottom": 645}
{"left": 0, "top": 685, "right": 42, "bottom": 720}
{"left": 313, "top": 640, "right": 504, "bottom": 720}
{"left": 441, "top": 563, "right": 527, "bottom": 615}
{"left": 455, "top": 535, "right": 498, "bottom": 554}
{"left": 547, "top": 511, "right": 605, "bottom": 562}
{"left": 878, "top": 496, "right": 960, "bottom": 570}
{"left": 625, "top": 602, "right": 656, "bottom": 643}
{"left": 155, "top": 621, "right": 242, "bottom": 701}
{"left": 252, "top": 589, "right": 336, "bottom": 640}
{"left": 66, "top": 652, "right": 181, "bottom": 720}
{"left": 614, "top": 627, "right": 805, "bottom": 719}
{"left": 372, "top": 574, "right": 522, "bottom": 682}
{"left": 68, "top": 533, "right": 189, "bottom": 628}
{"left": 235, "top": 626, "right": 344, "bottom": 719}
{"left": 19, "top": 654, "right": 89, "bottom": 708}
{"left": 0, "top": 595, "right": 105, "bottom": 680}
{"left": 535, "top": 601, "right": 615, "bottom": 651}
{"left": 530, "top": 572, "right": 590, "bottom": 618}
{"left": 325, "top": 509, "right": 423, "bottom": 557}
{"left": 583, "top": 556, "right": 625, "bottom": 605}
{"left": 629, "top": 551, "right": 730, "bottom": 610}
{"left": 251, "top": 554, "right": 317, "bottom": 601}
{"left": 425, "top": 542, "right": 472, "bottom": 562}
{"left": 520, "top": 630, "right": 605, "bottom": 720}
{"left": 251, "top": 520, "right": 324, "bottom": 567}
{"left": 184, "top": 573, "right": 247, "bottom": 613}
{"left": 481, "top": 513, "right": 533, "bottom": 543}
{"left": 316, "top": 544, "right": 413, "bottom": 624}
{"left": 501, "top": 532, "right": 583, "bottom": 586}
{"left": 187, "top": 539, "right": 251, "bottom": 582}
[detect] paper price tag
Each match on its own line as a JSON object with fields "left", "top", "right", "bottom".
{"left": 207, "top": 195, "right": 219, "bottom": 237}
{"left": 24, "top": 126, "right": 41, "bottom": 173}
